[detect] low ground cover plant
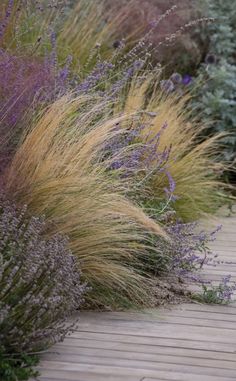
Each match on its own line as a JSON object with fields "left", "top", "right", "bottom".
{"left": 0, "top": 350, "right": 39, "bottom": 381}
{"left": 193, "top": 276, "right": 236, "bottom": 305}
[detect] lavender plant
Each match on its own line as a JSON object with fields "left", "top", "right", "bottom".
{"left": 0, "top": 29, "right": 74, "bottom": 174}
{"left": 193, "top": 275, "right": 236, "bottom": 304}
{"left": 0, "top": 0, "right": 67, "bottom": 51}
{"left": 0, "top": 195, "right": 86, "bottom": 354}
{"left": 0, "top": 51, "right": 53, "bottom": 128}
{"left": 163, "top": 218, "right": 221, "bottom": 279}
{"left": 149, "top": 209, "right": 236, "bottom": 304}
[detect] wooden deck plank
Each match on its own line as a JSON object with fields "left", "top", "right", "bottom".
{"left": 40, "top": 349, "right": 236, "bottom": 369}
{"left": 52, "top": 342, "right": 236, "bottom": 361}
{"left": 79, "top": 309, "right": 236, "bottom": 322}
{"left": 70, "top": 324, "right": 236, "bottom": 344}
{"left": 142, "top": 376, "right": 235, "bottom": 381}
{"left": 34, "top": 215, "right": 236, "bottom": 381}
{"left": 36, "top": 371, "right": 140, "bottom": 381}
{"left": 62, "top": 333, "right": 236, "bottom": 352}
{"left": 36, "top": 369, "right": 234, "bottom": 381}
{"left": 73, "top": 315, "right": 236, "bottom": 329}
{"left": 38, "top": 360, "right": 236, "bottom": 378}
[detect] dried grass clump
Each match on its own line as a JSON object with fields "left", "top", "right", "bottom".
{"left": 5, "top": 94, "right": 167, "bottom": 308}
{"left": 120, "top": 77, "right": 227, "bottom": 221}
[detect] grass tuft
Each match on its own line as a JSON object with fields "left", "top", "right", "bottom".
{"left": 120, "top": 77, "right": 229, "bottom": 220}
{"left": 5, "top": 94, "right": 168, "bottom": 308}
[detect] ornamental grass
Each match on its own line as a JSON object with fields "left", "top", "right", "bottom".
{"left": 5, "top": 94, "right": 169, "bottom": 308}
{"left": 119, "top": 76, "right": 228, "bottom": 221}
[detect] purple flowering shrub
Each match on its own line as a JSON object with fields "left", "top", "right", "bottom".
{"left": 0, "top": 51, "right": 53, "bottom": 128}
{"left": 0, "top": 48, "right": 74, "bottom": 130}
{"left": 163, "top": 218, "right": 221, "bottom": 279}
{"left": 198, "top": 276, "right": 236, "bottom": 304}
{"left": 144, "top": 208, "right": 236, "bottom": 303}
{"left": 0, "top": 196, "right": 86, "bottom": 354}
{"left": 0, "top": 51, "right": 54, "bottom": 175}
{"left": 0, "top": 48, "right": 75, "bottom": 174}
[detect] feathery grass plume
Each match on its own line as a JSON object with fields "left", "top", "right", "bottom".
{"left": 119, "top": 75, "right": 228, "bottom": 221}
{"left": 5, "top": 94, "right": 168, "bottom": 309}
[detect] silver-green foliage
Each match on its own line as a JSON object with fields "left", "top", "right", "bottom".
{"left": 193, "top": 0, "right": 236, "bottom": 163}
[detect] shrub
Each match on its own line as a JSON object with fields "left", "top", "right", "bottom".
{"left": 0, "top": 2, "right": 73, "bottom": 173}
{"left": 192, "top": 60, "right": 236, "bottom": 168}
{"left": 191, "top": 0, "right": 236, "bottom": 175}
{"left": 0, "top": 350, "right": 39, "bottom": 381}
{"left": 193, "top": 275, "right": 236, "bottom": 304}
{"left": 0, "top": 195, "right": 86, "bottom": 354}
{"left": 0, "top": 51, "right": 53, "bottom": 132}
{"left": 4, "top": 90, "right": 231, "bottom": 309}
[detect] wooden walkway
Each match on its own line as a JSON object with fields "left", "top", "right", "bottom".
{"left": 35, "top": 214, "right": 236, "bottom": 381}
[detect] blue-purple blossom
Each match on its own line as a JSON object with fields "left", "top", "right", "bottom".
{"left": 182, "top": 74, "right": 192, "bottom": 86}
{"left": 77, "top": 61, "right": 114, "bottom": 93}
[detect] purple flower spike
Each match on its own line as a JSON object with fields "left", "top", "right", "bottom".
{"left": 182, "top": 74, "right": 192, "bottom": 86}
